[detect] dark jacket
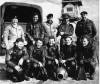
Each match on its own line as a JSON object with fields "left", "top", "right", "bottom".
{"left": 26, "top": 22, "right": 45, "bottom": 39}
{"left": 57, "top": 22, "right": 74, "bottom": 36}
{"left": 30, "top": 45, "right": 47, "bottom": 65}
{"left": 46, "top": 44, "right": 60, "bottom": 60}
{"left": 6, "top": 46, "right": 29, "bottom": 68}
{"left": 60, "top": 44, "right": 76, "bottom": 61}
{"left": 77, "top": 44, "right": 95, "bottom": 62}
{"left": 75, "top": 19, "right": 97, "bottom": 38}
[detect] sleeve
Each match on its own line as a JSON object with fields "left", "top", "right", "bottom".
{"left": 3, "top": 26, "right": 10, "bottom": 46}
{"left": 6, "top": 49, "right": 16, "bottom": 68}
{"left": 40, "top": 23, "right": 45, "bottom": 39}
{"left": 69, "top": 24, "right": 74, "bottom": 36}
{"left": 29, "top": 46, "right": 39, "bottom": 63}
{"left": 53, "top": 24, "right": 58, "bottom": 35}
{"left": 91, "top": 21, "right": 97, "bottom": 38}
{"left": 68, "top": 46, "right": 77, "bottom": 61}
{"left": 26, "top": 23, "right": 31, "bottom": 33}
{"left": 55, "top": 45, "right": 60, "bottom": 60}
{"left": 75, "top": 22, "right": 81, "bottom": 37}
{"left": 20, "top": 26, "right": 26, "bottom": 42}
{"left": 22, "top": 47, "right": 29, "bottom": 60}
{"left": 42, "top": 47, "right": 47, "bottom": 65}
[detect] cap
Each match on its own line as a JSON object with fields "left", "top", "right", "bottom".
{"left": 47, "top": 13, "right": 53, "bottom": 19}
{"left": 80, "top": 11, "right": 88, "bottom": 15}
{"left": 62, "top": 13, "right": 70, "bottom": 19}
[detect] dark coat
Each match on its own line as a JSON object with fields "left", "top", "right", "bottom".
{"left": 75, "top": 19, "right": 97, "bottom": 38}
{"left": 57, "top": 23, "right": 74, "bottom": 36}
{"left": 26, "top": 22, "right": 45, "bottom": 39}
{"left": 6, "top": 46, "right": 29, "bottom": 68}
{"left": 77, "top": 44, "right": 95, "bottom": 63}
{"left": 60, "top": 44, "right": 76, "bottom": 61}
{"left": 30, "top": 45, "right": 47, "bottom": 65}
{"left": 46, "top": 44, "right": 60, "bottom": 61}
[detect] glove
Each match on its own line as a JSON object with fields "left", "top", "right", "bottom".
{"left": 61, "top": 60, "right": 66, "bottom": 64}
{"left": 39, "top": 62, "right": 43, "bottom": 67}
{"left": 18, "top": 58, "right": 24, "bottom": 66}
{"left": 55, "top": 59, "right": 59, "bottom": 64}
{"left": 15, "top": 65, "right": 22, "bottom": 72}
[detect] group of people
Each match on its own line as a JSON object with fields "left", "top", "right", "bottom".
{"left": 3, "top": 11, "right": 97, "bottom": 82}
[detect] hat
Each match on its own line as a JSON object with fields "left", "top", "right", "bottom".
{"left": 80, "top": 11, "right": 88, "bottom": 15}
{"left": 62, "top": 13, "right": 70, "bottom": 19}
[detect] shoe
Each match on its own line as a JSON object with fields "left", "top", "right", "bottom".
{"left": 12, "top": 76, "right": 19, "bottom": 82}
{"left": 89, "top": 76, "right": 94, "bottom": 80}
{"left": 24, "top": 75, "right": 30, "bottom": 81}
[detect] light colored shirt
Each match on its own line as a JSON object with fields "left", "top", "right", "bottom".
{"left": 43, "top": 22, "right": 57, "bottom": 38}
{"left": 3, "top": 24, "right": 25, "bottom": 49}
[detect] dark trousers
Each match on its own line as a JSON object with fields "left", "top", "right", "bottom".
{"left": 64, "top": 61, "right": 77, "bottom": 79}
{"left": 29, "top": 62, "right": 48, "bottom": 81}
{"left": 6, "top": 60, "right": 30, "bottom": 81}
{"left": 45, "top": 60, "right": 58, "bottom": 79}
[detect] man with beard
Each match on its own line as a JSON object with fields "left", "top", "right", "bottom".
{"left": 26, "top": 13, "right": 45, "bottom": 49}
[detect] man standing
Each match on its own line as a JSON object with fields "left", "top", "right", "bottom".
{"left": 26, "top": 13, "right": 45, "bottom": 48}
{"left": 75, "top": 11, "right": 97, "bottom": 45}
{"left": 3, "top": 16, "right": 26, "bottom": 50}
{"left": 57, "top": 14, "right": 74, "bottom": 49}
{"left": 43, "top": 13, "right": 57, "bottom": 45}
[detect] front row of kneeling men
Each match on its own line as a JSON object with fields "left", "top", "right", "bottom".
{"left": 6, "top": 35, "right": 96, "bottom": 82}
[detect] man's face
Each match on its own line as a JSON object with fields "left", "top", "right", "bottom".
{"left": 65, "top": 37, "right": 72, "bottom": 45}
{"left": 33, "top": 15, "right": 39, "bottom": 23}
{"left": 47, "top": 17, "right": 53, "bottom": 24}
{"left": 36, "top": 40, "right": 43, "bottom": 48}
{"left": 81, "top": 14, "right": 87, "bottom": 20}
{"left": 12, "top": 19, "right": 18, "bottom": 25}
{"left": 65, "top": 18, "right": 69, "bottom": 23}
{"left": 49, "top": 39, "right": 55, "bottom": 46}
{"left": 82, "top": 38, "right": 89, "bottom": 47}
{"left": 16, "top": 42, "right": 24, "bottom": 49}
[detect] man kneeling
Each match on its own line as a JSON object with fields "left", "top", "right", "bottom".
{"left": 6, "top": 38, "right": 30, "bottom": 82}
{"left": 29, "top": 38, "right": 48, "bottom": 81}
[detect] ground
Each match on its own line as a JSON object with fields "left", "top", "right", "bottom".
{"left": 0, "top": 56, "right": 99, "bottom": 84}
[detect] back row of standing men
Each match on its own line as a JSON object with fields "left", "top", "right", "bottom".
{"left": 3, "top": 11, "right": 97, "bottom": 82}
{"left": 3, "top": 11, "right": 97, "bottom": 50}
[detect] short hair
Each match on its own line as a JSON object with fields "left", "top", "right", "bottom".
{"left": 12, "top": 16, "right": 18, "bottom": 22}
{"left": 16, "top": 38, "right": 24, "bottom": 43}
{"left": 33, "top": 13, "right": 39, "bottom": 17}
{"left": 80, "top": 35, "right": 91, "bottom": 44}
{"left": 62, "top": 34, "right": 72, "bottom": 40}
{"left": 47, "top": 13, "right": 53, "bottom": 19}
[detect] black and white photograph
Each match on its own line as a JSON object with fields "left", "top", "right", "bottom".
{"left": 0, "top": 0, "right": 99, "bottom": 84}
